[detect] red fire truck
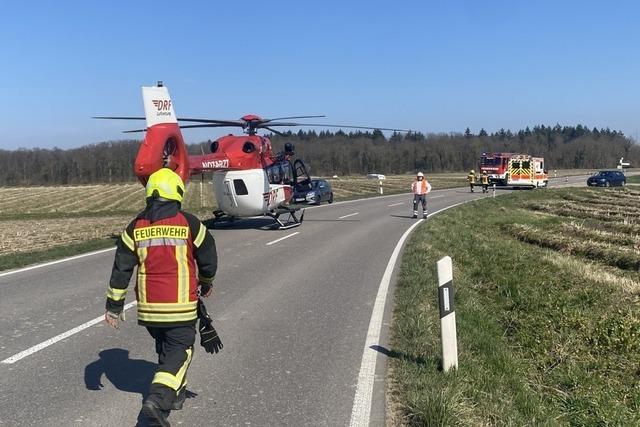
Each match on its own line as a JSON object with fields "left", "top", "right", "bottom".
{"left": 479, "top": 152, "right": 548, "bottom": 188}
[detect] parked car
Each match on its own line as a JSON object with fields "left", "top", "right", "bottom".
{"left": 293, "top": 179, "right": 334, "bottom": 204}
{"left": 586, "top": 170, "right": 626, "bottom": 187}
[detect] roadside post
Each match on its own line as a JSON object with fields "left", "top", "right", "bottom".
{"left": 492, "top": 183, "right": 496, "bottom": 198}
{"left": 437, "top": 256, "right": 458, "bottom": 372}
{"left": 379, "top": 180, "right": 383, "bottom": 195}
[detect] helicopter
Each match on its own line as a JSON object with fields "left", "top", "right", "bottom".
{"left": 96, "top": 82, "right": 409, "bottom": 229}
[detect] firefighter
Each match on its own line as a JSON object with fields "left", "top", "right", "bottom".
{"left": 105, "top": 168, "right": 217, "bottom": 427}
{"left": 467, "top": 169, "right": 476, "bottom": 192}
{"left": 411, "top": 172, "right": 432, "bottom": 219}
{"left": 481, "top": 170, "right": 489, "bottom": 193}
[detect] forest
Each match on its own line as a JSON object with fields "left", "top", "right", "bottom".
{"left": 0, "top": 125, "right": 636, "bottom": 185}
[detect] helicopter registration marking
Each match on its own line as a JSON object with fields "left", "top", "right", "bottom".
{"left": 202, "top": 159, "right": 229, "bottom": 169}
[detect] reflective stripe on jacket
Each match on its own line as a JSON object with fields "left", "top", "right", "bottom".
{"left": 412, "top": 179, "right": 431, "bottom": 195}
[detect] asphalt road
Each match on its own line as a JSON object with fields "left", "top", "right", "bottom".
{"left": 0, "top": 175, "right": 590, "bottom": 426}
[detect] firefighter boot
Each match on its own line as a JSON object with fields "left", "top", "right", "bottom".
{"left": 142, "top": 400, "right": 171, "bottom": 427}
{"left": 172, "top": 387, "right": 186, "bottom": 411}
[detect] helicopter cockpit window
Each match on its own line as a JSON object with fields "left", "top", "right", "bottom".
{"left": 266, "top": 161, "right": 294, "bottom": 185}
{"left": 281, "top": 162, "right": 293, "bottom": 184}
{"left": 267, "top": 164, "right": 281, "bottom": 184}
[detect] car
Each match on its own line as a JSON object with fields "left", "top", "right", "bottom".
{"left": 293, "top": 179, "right": 334, "bottom": 204}
{"left": 586, "top": 170, "right": 626, "bottom": 187}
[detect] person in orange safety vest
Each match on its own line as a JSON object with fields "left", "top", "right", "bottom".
{"left": 411, "top": 172, "right": 432, "bottom": 219}
{"left": 104, "top": 168, "right": 217, "bottom": 426}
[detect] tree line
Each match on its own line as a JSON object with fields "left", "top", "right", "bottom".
{"left": 0, "top": 125, "right": 636, "bottom": 185}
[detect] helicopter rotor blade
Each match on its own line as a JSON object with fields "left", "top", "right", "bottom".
{"left": 262, "top": 115, "right": 325, "bottom": 123}
{"left": 93, "top": 116, "right": 146, "bottom": 120}
{"left": 176, "top": 118, "right": 247, "bottom": 126}
{"left": 178, "top": 124, "right": 237, "bottom": 129}
{"left": 263, "top": 127, "right": 287, "bottom": 136}
{"left": 263, "top": 122, "right": 412, "bottom": 132}
{"left": 122, "top": 123, "right": 232, "bottom": 133}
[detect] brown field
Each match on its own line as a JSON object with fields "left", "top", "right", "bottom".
{"left": 0, "top": 170, "right": 587, "bottom": 260}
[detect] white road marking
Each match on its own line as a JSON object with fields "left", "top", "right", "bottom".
{"left": 339, "top": 212, "right": 359, "bottom": 219}
{"left": 1, "top": 301, "right": 137, "bottom": 364}
{"left": 0, "top": 247, "right": 116, "bottom": 278}
{"left": 430, "top": 195, "right": 444, "bottom": 199}
{"left": 266, "top": 232, "right": 300, "bottom": 246}
{"left": 349, "top": 200, "right": 471, "bottom": 427}
{"left": 387, "top": 202, "right": 403, "bottom": 207}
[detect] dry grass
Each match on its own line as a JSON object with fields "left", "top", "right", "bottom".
{"left": 0, "top": 216, "right": 130, "bottom": 256}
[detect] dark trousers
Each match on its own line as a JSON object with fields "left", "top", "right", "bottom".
{"left": 146, "top": 325, "right": 196, "bottom": 411}
{"left": 413, "top": 194, "right": 427, "bottom": 216}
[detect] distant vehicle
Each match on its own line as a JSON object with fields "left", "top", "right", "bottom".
{"left": 587, "top": 170, "right": 626, "bottom": 187}
{"left": 367, "top": 173, "right": 386, "bottom": 180}
{"left": 479, "top": 152, "right": 548, "bottom": 188}
{"left": 293, "top": 179, "right": 334, "bottom": 204}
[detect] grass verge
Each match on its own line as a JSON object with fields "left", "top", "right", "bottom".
{"left": 388, "top": 187, "right": 640, "bottom": 426}
{"left": 0, "top": 238, "right": 116, "bottom": 272}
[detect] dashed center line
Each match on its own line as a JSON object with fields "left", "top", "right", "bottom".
{"left": 387, "top": 202, "right": 403, "bottom": 207}
{"left": 266, "top": 232, "right": 300, "bottom": 246}
{"left": 430, "top": 195, "right": 444, "bottom": 199}
{"left": 339, "top": 212, "right": 359, "bottom": 219}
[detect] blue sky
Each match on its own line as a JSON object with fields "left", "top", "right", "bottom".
{"left": 1, "top": 0, "right": 638, "bottom": 149}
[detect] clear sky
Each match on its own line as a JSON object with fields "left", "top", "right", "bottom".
{"left": 1, "top": 0, "right": 638, "bottom": 149}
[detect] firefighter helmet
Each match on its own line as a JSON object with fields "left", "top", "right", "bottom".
{"left": 470, "top": 169, "right": 475, "bottom": 174}
{"left": 146, "top": 168, "right": 185, "bottom": 203}
{"left": 417, "top": 172, "right": 424, "bottom": 178}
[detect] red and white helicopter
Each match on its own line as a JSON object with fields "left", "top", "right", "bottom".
{"left": 96, "top": 82, "right": 408, "bottom": 229}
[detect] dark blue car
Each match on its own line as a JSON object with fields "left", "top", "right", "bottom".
{"left": 586, "top": 170, "right": 626, "bottom": 187}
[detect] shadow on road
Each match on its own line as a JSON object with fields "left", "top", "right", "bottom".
{"left": 84, "top": 348, "right": 155, "bottom": 401}
{"left": 389, "top": 214, "right": 419, "bottom": 219}
{"left": 369, "top": 345, "right": 426, "bottom": 366}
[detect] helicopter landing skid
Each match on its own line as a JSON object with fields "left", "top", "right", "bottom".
{"left": 205, "top": 210, "right": 237, "bottom": 229}
{"left": 268, "top": 208, "right": 305, "bottom": 230}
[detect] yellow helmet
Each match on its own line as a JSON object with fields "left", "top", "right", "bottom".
{"left": 145, "top": 168, "right": 185, "bottom": 203}
{"left": 470, "top": 169, "right": 475, "bottom": 174}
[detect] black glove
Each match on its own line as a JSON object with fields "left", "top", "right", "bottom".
{"left": 199, "top": 319, "right": 223, "bottom": 354}
{"left": 199, "top": 281, "right": 212, "bottom": 297}
{"left": 197, "top": 299, "right": 223, "bottom": 354}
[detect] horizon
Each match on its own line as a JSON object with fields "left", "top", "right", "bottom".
{"left": 1, "top": 0, "right": 639, "bottom": 150}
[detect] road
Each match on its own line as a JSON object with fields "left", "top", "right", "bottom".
{"left": 0, "top": 175, "right": 589, "bottom": 426}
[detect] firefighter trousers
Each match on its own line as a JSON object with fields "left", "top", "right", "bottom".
{"left": 413, "top": 194, "right": 427, "bottom": 216}
{"left": 146, "top": 325, "right": 196, "bottom": 411}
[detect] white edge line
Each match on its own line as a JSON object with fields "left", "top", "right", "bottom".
{"left": 266, "top": 231, "right": 300, "bottom": 246}
{"left": 1, "top": 301, "right": 137, "bottom": 364}
{"left": 430, "top": 194, "right": 444, "bottom": 199}
{"left": 387, "top": 202, "right": 403, "bottom": 207}
{"left": 339, "top": 212, "right": 359, "bottom": 219}
{"left": 349, "top": 200, "right": 472, "bottom": 427}
{"left": 0, "top": 247, "right": 116, "bottom": 278}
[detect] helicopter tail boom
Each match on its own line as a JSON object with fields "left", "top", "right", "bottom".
{"left": 134, "top": 85, "right": 190, "bottom": 185}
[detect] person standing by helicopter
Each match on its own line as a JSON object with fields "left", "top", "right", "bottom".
{"left": 411, "top": 172, "right": 431, "bottom": 219}
{"left": 104, "top": 168, "right": 219, "bottom": 426}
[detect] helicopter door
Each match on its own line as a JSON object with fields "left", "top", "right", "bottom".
{"left": 293, "top": 159, "right": 311, "bottom": 187}
{"left": 222, "top": 178, "right": 238, "bottom": 207}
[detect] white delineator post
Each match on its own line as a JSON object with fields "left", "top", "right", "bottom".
{"left": 492, "top": 183, "right": 496, "bottom": 198}
{"left": 437, "top": 256, "right": 458, "bottom": 372}
{"left": 379, "top": 180, "right": 383, "bottom": 195}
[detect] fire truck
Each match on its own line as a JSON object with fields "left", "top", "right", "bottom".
{"left": 479, "top": 152, "right": 548, "bottom": 188}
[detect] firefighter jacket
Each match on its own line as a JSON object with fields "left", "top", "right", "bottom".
{"left": 106, "top": 200, "right": 217, "bottom": 327}
{"left": 481, "top": 174, "right": 489, "bottom": 185}
{"left": 467, "top": 173, "right": 476, "bottom": 183}
{"left": 411, "top": 179, "right": 432, "bottom": 195}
